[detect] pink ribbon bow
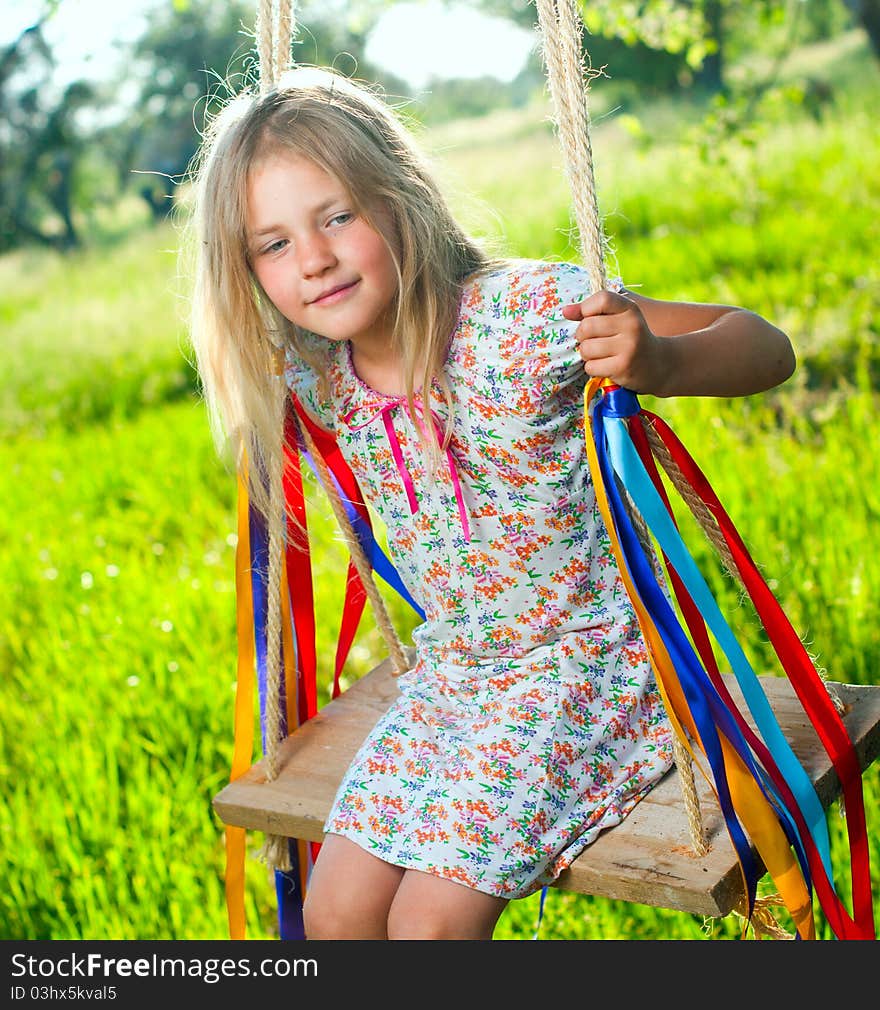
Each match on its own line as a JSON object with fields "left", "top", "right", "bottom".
{"left": 341, "top": 395, "right": 471, "bottom": 542}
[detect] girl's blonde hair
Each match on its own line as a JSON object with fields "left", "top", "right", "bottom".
{"left": 184, "top": 65, "right": 502, "bottom": 521}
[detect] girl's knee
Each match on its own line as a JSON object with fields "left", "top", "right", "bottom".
{"left": 387, "top": 903, "right": 497, "bottom": 940}
{"left": 387, "top": 872, "right": 507, "bottom": 940}
{"left": 386, "top": 912, "right": 458, "bottom": 940}
{"left": 302, "top": 890, "right": 386, "bottom": 940}
{"left": 301, "top": 890, "right": 332, "bottom": 940}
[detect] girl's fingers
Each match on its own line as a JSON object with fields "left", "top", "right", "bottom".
{"left": 581, "top": 355, "right": 620, "bottom": 379}
{"left": 562, "top": 290, "right": 631, "bottom": 320}
{"left": 576, "top": 335, "right": 618, "bottom": 361}
{"left": 574, "top": 315, "right": 623, "bottom": 342}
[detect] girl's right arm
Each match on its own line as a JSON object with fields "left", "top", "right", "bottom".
{"left": 561, "top": 289, "right": 796, "bottom": 399}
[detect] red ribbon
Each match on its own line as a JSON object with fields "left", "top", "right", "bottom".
{"left": 282, "top": 411, "right": 317, "bottom": 724}
{"left": 290, "top": 397, "right": 377, "bottom": 698}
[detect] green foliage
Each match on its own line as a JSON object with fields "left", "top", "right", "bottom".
{"left": 1, "top": 29, "right": 879, "bottom": 941}
{"left": 0, "top": 24, "right": 99, "bottom": 251}
{"left": 4, "top": 0, "right": 875, "bottom": 253}
{"left": 122, "top": 0, "right": 258, "bottom": 221}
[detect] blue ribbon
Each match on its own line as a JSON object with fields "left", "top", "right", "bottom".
{"left": 591, "top": 396, "right": 762, "bottom": 910}
{"left": 599, "top": 397, "right": 829, "bottom": 885}
{"left": 276, "top": 842, "right": 306, "bottom": 941}
{"left": 248, "top": 502, "right": 270, "bottom": 752}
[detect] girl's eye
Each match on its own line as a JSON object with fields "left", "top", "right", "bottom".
{"left": 262, "top": 239, "right": 288, "bottom": 255}
{"left": 328, "top": 212, "right": 353, "bottom": 227}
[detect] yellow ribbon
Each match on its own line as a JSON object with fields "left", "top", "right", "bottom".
{"left": 227, "top": 468, "right": 256, "bottom": 940}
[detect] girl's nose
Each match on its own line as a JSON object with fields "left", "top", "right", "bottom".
{"left": 299, "top": 233, "right": 336, "bottom": 276}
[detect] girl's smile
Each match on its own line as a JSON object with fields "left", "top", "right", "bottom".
{"left": 308, "top": 279, "right": 360, "bottom": 306}
{"left": 246, "top": 152, "right": 399, "bottom": 358}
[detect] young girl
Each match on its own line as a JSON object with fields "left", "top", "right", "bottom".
{"left": 187, "top": 66, "right": 796, "bottom": 940}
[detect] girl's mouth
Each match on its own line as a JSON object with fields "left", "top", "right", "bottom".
{"left": 311, "top": 280, "right": 359, "bottom": 305}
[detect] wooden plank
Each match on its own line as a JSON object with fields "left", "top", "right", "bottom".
{"left": 213, "top": 663, "right": 880, "bottom": 917}
{"left": 555, "top": 677, "right": 880, "bottom": 915}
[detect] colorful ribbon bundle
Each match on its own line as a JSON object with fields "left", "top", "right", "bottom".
{"left": 585, "top": 377, "right": 875, "bottom": 940}
{"left": 227, "top": 398, "right": 423, "bottom": 940}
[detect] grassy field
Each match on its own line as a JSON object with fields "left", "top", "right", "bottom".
{"left": 2, "top": 32, "right": 879, "bottom": 941}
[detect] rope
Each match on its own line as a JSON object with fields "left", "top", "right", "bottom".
{"left": 535, "top": 0, "right": 708, "bottom": 854}
{"left": 250, "top": 0, "right": 298, "bottom": 874}
{"left": 255, "top": 369, "right": 293, "bottom": 873}
{"left": 255, "top": 0, "right": 273, "bottom": 94}
{"left": 534, "top": 0, "right": 607, "bottom": 293}
{"left": 642, "top": 418, "right": 741, "bottom": 583}
{"left": 672, "top": 734, "right": 709, "bottom": 855}
{"left": 275, "top": 1, "right": 294, "bottom": 83}
{"left": 643, "top": 416, "right": 845, "bottom": 716}
{"left": 734, "top": 892, "right": 795, "bottom": 940}
{"left": 263, "top": 382, "right": 288, "bottom": 786}
{"left": 256, "top": 0, "right": 296, "bottom": 94}
{"left": 624, "top": 478, "right": 708, "bottom": 854}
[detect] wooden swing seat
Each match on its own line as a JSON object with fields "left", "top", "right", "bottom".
{"left": 213, "top": 659, "right": 880, "bottom": 918}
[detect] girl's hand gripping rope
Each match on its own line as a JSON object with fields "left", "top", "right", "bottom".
{"left": 562, "top": 288, "right": 665, "bottom": 394}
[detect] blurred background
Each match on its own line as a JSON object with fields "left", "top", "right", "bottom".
{"left": 2, "top": 0, "right": 878, "bottom": 940}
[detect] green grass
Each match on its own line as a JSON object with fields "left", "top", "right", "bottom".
{"left": 2, "top": 34, "right": 879, "bottom": 941}
{"left": 0, "top": 229, "right": 198, "bottom": 437}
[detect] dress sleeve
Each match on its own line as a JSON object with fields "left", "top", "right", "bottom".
{"left": 460, "top": 260, "right": 599, "bottom": 421}
{"left": 284, "top": 338, "right": 336, "bottom": 433}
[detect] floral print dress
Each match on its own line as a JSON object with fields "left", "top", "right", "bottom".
{"left": 285, "top": 259, "right": 674, "bottom": 899}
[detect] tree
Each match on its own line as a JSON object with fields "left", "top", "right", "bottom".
{"left": 843, "top": 0, "right": 880, "bottom": 54}
{"left": 470, "top": 0, "right": 874, "bottom": 91}
{"left": 0, "top": 18, "right": 101, "bottom": 251}
{"left": 118, "top": 0, "right": 257, "bottom": 220}
{"left": 118, "top": 0, "right": 410, "bottom": 219}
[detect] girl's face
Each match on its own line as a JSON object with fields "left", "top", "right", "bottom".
{"left": 246, "top": 151, "right": 399, "bottom": 355}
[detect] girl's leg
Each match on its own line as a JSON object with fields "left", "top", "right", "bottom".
{"left": 387, "top": 869, "right": 509, "bottom": 940}
{"left": 303, "top": 834, "right": 405, "bottom": 939}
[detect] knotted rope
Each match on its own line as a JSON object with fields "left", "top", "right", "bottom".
{"left": 254, "top": 1, "right": 409, "bottom": 871}
{"left": 534, "top": 0, "right": 708, "bottom": 857}
{"left": 256, "top": 0, "right": 294, "bottom": 95}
